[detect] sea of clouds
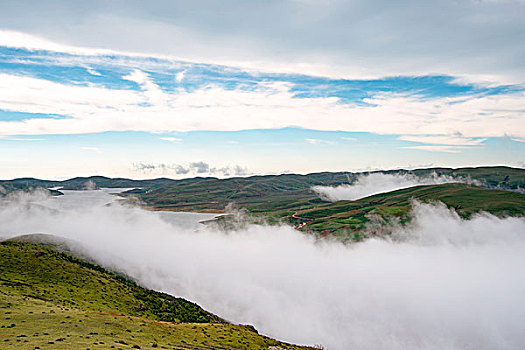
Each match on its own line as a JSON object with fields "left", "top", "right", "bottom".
{"left": 312, "top": 172, "right": 477, "bottom": 201}
{"left": 1, "top": 189, "right": 524, "bottom": 350}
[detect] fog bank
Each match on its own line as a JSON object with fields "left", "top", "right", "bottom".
{"left": 1, "top": 191, "right": 524, "bottom": 350}
{"left": 312, "top": 172, "right": 474, "bottom": 201}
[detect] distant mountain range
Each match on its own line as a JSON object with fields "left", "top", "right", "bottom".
{"left": 2, "top": 165, "right": 523, "bottom": 201}
{"left": 2, "top": 166, "right": 524, "bottom": 238}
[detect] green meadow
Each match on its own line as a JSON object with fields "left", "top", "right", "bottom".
{"left": 0, "top": 240, "right": 313, "bottom": 350}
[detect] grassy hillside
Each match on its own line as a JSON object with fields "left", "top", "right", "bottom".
{"left": 209, "top": 183, "right": 525, "bottom": 238}
{"left": 410, "top": 166, "right": 525, "bottom": 190}
{"left": 0, "top": 176, "right": 182, "bottom": 191}
{"left": 1, "top": 166, "right": 523, "bottom": 211}
{"left": 271, "top": 183, "right": 525, "bottom": 237}
{"left": 0, "top": 239, "right": 313, "bottom": 349}
{"left": 0, "top": 183, "right": 63, "bottom": 197}
{"left": 125, "top": 173, "right": 348, "bottom": 212}
{"left": 123, "top": 166, "right": 524, "bottom": 212}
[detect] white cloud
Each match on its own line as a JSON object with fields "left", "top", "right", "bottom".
{"left": 398, "top": 135, "right": 487, "bottom": 146}
{"left": 0, "top": 30, "right": 111, "bottom": 56}
{"left": 0, "top": 72, "right": 523, "bottom": 139}
{"left": 160, "top": 137, "right": 182, "bottom": 143}
{"left": 85, "top": 67, "right": 102, "bottom": 76}
{"left": 81, "top": 146, "right": 101, "bottom": 153}
{"left": 0, "top": 136, "right": 45, "bottom": 141}
{"left": 305, "top": 138, "right": 336, "bottom": 145}
{"left": 401, "top": 145, "right": 468, "bottom": 153}
{"left": 175, "top": 70, "right": 185, "bottom": 83}
{"left": 133, "top": 161, "right": 248, "bottom": 177}
{"left": 2, "top": 192, "right": 525, "bottom": 349}
{"left": 123, "top": 69, "right": 169, "bottom": 107}
{"left": 0, "top": 29, "right": 367, "bottom": 81}
{"left": 312, "top": 172, "right": 476, "bottom": 201}
{"left": 0, "top": 0, "right": 524, "bottom": 84}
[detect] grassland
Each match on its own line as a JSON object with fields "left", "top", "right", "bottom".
{"left": 271, "top": 183, "right": 525, "bottom": 237}
{"left": 0, "top": 183, "right": 63, "bottom": 197}
{"left": 2, "top": 166, "right": 524, "bottom": 238}
{"left": 209, "top": 183, "right": 525, "bottom": 239}
{"left": 122, "top": 167, "right": 524, "bottom": 239}
{"left": 122, "top": 173, "right": 347, "bottom": 212}
{"left": 0, "top": 240, "right": 313, "bottom": 349}
{"left": 1, "top": 166, "right": 523, "bottom": 211}
{"left": 121, "top": 166, "right": 524, "bottom": 213}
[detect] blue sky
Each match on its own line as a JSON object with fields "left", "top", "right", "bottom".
{"left": 0, "top": 1, "right": 524, "bottom": 179}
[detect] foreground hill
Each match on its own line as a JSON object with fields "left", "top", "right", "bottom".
{"left": 0, "top": 238, "right": 312, "bottom": 349}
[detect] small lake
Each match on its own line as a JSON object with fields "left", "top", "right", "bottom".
{"left": 42, "top": 188, "right": 219, "bottom": 230}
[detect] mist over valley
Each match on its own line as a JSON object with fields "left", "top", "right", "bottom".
{"left": 2, "top": 1, "right": 524, "bottom": 347}
{"left": 2, "top": 169, "right": 525, "bottom": 349}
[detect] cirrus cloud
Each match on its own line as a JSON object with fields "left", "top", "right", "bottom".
{"left": 0, "top": 0, "right": 524, "bottom": 83}
{"left": 0, "top": 71, "right": 523, "bottom": 140}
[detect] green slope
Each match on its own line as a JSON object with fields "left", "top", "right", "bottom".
{"left": 2, "top": 166, "right": 523, "bottom": 211}
{"left": 125, "top": 173, "right": 342, "bottom": 212}
{"left": 0, "top": 240, "right": 312, "bottom": 349}
{"left": 279, "top": 183, "right": 525, "bottom": 237}
{"left": 0, "top": 176, "right": 204, "bottom": 191}
{"left": 0, "top": 183, "right": 63, "bottom": 197}
{"left": 408, "top": 166, "right": 525, "bottom": 190}
{"left": 123, "top": 166, "right": 524, "bottom": 212}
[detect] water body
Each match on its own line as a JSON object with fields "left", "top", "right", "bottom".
{"left": 41, "top": 188, "right": 130, "bottom": 210}
{"left": 40, "top": 188, "right": 218, "bottom": 230}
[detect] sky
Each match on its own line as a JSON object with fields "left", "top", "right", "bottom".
{"left": 0, "top": 0, "right": 524, "bottom": 179}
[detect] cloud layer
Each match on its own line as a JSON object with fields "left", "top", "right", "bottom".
{"left": 1, "top": 190, "right": 525, "bottom": 349}
{"left": 0, "top": 71, "right": 523, "bottom": 140}
{"left": 0, "top": 2, "right": 524, "bottom": 176}
{"left": 0, "top": 0, "right": 524, "bottom": 82}
{"left": 312, "top": 172, "right": 475, "bottom": 201}
{"left": 133, "top": 161, "right": 248, "bottom": 176}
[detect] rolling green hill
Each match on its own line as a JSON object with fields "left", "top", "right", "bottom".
{"left": 124, "top": 166, "right": 525, "bottom": 213}
{"left": 408, "top": 166, "right": 525, "bottom": 190}
{"left": 2, "top": 166, "right": 523, "bottom": 240}
{"left": 124, "top": 173, "right": 348, "bottom": 212}
{"left": 269, "top": 183, "right": 525, "bottom": 238}
{"left": 0, "top": 238, "right": 313, "bottom": 350}
{"left": 0, "top": 176, "right": 183, "bottom": 191}
{"left": 2, "top": 167, "right": 523, "bottom": 212}
{"left": 0, "top": 183, "right": 63, "bottom": 197}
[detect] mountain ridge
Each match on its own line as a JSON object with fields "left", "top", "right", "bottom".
{"left": 2, "top": 165, "right": 523, "bottom": 191}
